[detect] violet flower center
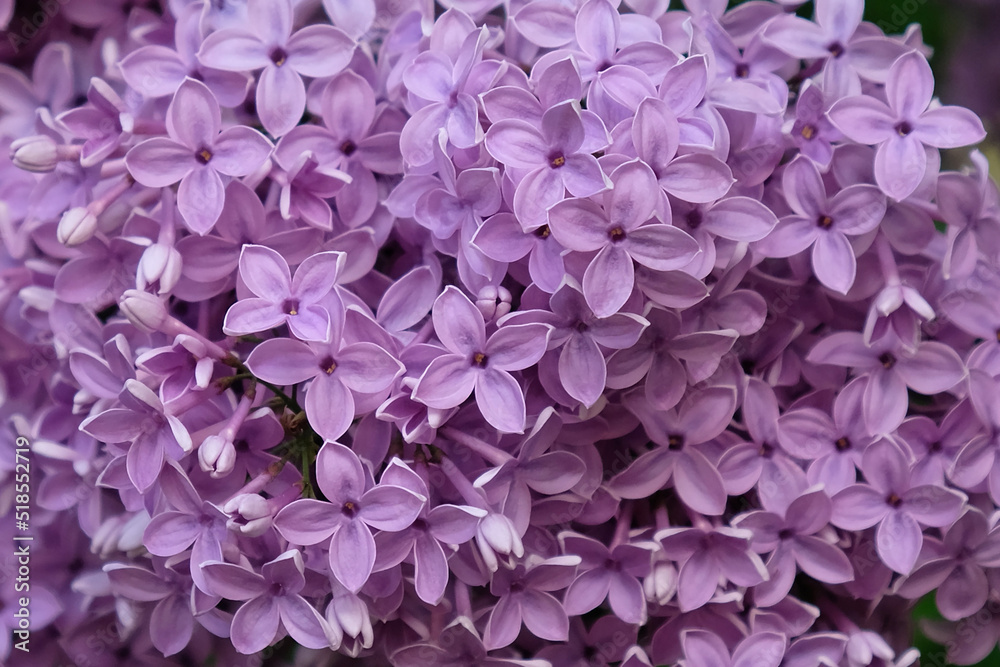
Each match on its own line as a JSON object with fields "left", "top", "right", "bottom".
{"left": 282, "top": 298, "right": 300, "bottom": 315}
{"left": 270, "top": 47, "right": 288, "bottom": 67}
{"left": 835, "top": 436, "right": 851, "bottom": 451}
{"left": 827, "top": 42, "right": 846, "bottom": 58}
{"left": 549, "top": 152, "right": 566, "bottom": 168}
{"left": 878, "top": 353, "right": 896, "bottom": 369}
{"left": 816, "top": 214, "right": 834, "bottom": 229}
{"left": 886, "top": 492, "right": 903, "bottom": 508}
{"left": 319, "top": 355, "right": 337, "bottom": 375}
{"left": 472, "top": 352, "right": 489, "bottom": 368}
{"left": 735, "top": 63, "right": 750, "bottom": 79}
{"left": 341, "top": 501, "right": 358, "bottom": 518}
{"left": 340, "top": 140, "right": 357, "bottom": 156}
{"left": 800, "top": 124, "right": 817, "bottom": 140}
{"left": 895, "top": 121, "right": 913, "bottom": 137}
{"left": 533, "top": 224, "right": 551, "bottom": 239}
{"left": 195, "top": 147, "right": 213, "bottom": 164}
{"left": 608, "top": 226, "right": 627, "bottom": 243}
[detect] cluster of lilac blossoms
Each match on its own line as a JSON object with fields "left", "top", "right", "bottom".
{"left": 7, "top": 0, "right": 1000, "bottom": 664}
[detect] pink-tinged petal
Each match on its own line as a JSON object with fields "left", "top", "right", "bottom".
{"left": 278, "top": 595, "right": 330, "bottom": 649}
{"left": 673, "top": 449, "right": 727, "bottom": 516}
{"left": 831, "top": 484, "right": 887, "bottom": 530}
{"left": 514, "top": 166, "right": 571, "bottom": 229}
{"left": 244, "top": 337, "right": 318, "bottom": 384}
{"left": 575, "top": 0, "right": 619, "bottom": 63}
{"left": 886, "top": 51, "right": 933, "bottom": 119}
{"left": 231, "top": 595, "right": 280, "bottom": 655}
{"left": 627, "top": 224, "right": 700, "bottom": 270}
{"left": 178, "top": 167, "right": 225, "bottom": 234}
{"left": 273, "top": 498, "right": 343, "bottom": 545}
{"left": 485, "top": 119, "right": 549, "bottom": 168}
{"left": 472, "top": 213, "right": 535, "bottom": 261}
{"left": 682, "top": 629, "right": 731, "bottom": 667}
{"left": 913, "top": 106, "right": 986, "bottom": 149}
{"left": 484, "top": 594, "right": 523, "bottom": 650}
{"left": 732, "top": 632, "right": 785, "bottom": 667}
{"left": 782, "top": 156, "right": 827, "bottom": 219}
{"left": 792, "top": 535, "right": 854, "bottom": 584}
{"left": 80, "top": 408, "right": 147, "bottom": 443}
{"left": 548, "top": 198, "right": 612, "bottom": 252}
{"left": 239, "top": 244, "right": 291, "bottom": 301}
{"left": 487, "top": 323, "right": 550, "bottom": 371}
{"left": 559, "top": 334, "right": 606, "bottom": 407}
{"left": 862, "top": 370, "right": 909, "bottom": 436}
{"left": 608, "top": 160, "right": 659, "bottom": 231}
{"left": 608, "top": 448, "right": 674, "bottom": 500}
{"left": 609, "top": 572, "right": 646, "bottom": 624}
{"left": 306, "top": 375, "right": 355, "bottom": 441}
{"left": 360, "top": 485, "right": 425, "bottom": 531}
{"left": 403, "top": 52, "right": 454, "bottom": 103}
{"left": 876, "top": 510, "right": 922, "bottom": 574}
{"left": 828, "top": 184, "right": 886, "bottom": 235}
{"left": 896, "top": 342, "right": 966, "bottom": 395}
{"left": 169, "top": 78, "right": 221, "bottom": 150}
{"left": 433, "top": 286, "right": 487, "bottom": 355}
{"left": 584, "top": 244, "right": 634, "bottom": 318}
{"left": 201, "top": 562, "right": 268, "bottom": 600}
{"left": 127, "top": 435, "right": 165, "bottom": 493}
{"left": 143, "top": 511, "right": 199, "bottom": 556}
{"left": 223, "top": 298, "right": 285, "bottom": 336}
{"left": 126, "top": 138, "right": 195, "bottom": 187}
{"left": 151, "top": 595, "right": 194, "bottom": 656}
{"left": 211, "top": 126, "right": 273, "bottom": 176}
{"left": 521, "top": 451, "right": 586, "bottom": 495}
{"left": 323, "top": 71, "right": 375, "bottom": 141}
{"left": 286, "top": 25, "right": 354, "bottom": 77}
{"left": 257, "top": 64, "right": 306, "bottom": 137}
{"left": 560, "top": 153, "right": 610, "bottom": 197}
{"left": 198, "top": 29, "right": 271, "bottom": 71}
{"left": 330, "top": 520, "right": 376, "bottom": 592}
{"left": 563, "top": 567, "right": 611, "bottom": 616}
{"left": 120, "top": 46, "right": 187, "bottom": 98}
{"left": 828, "top": 96, "right": 896, "bottom": 145}
{"left": 658, "top": 154, "right": 734, "bottom": 203}
{"left": 287, "top": 305, "right": 332, "bottom": 342}
{"left": 937, "top": 563, "right": 988, "bottom": 621}
{"left": 521, "top": 590, "right": 570, "bottom": 641}
{"left": 805, "top": 331, "right": 873, "bottom": 368}
{"left": 902, "top": 485, "right": 966, "bottom": 527}
{"left": 413, "top": 535, "right": 449, "bottom": 604}
{"left": 475, "top": 368, "right": 527, "bottom": 434}
{"left": 412, "top": 354, "right": 477, "bottom": 409}
{"left": 336, "top": 342, "right": 402, "bottom": 393}
{"left": 315, "top": 441, "right": 366, "bottom": 503}
{"left": 291, "top": 251, "right": 341, "bottom": 303}
{"left": 645, "top": 353, "right": 687, "bottom": 411}
{"left": 428, "top": 504, "right": 486, "bottom": 544}
{"left": 677, "top": 553, "right": 720, "bottom": 612}
{"left": 514, "top": 3, "right": 577, "bottom": 48}
{"left": 762, "top": 15, "right": 828, "bottom": 58}
{"left": 542, "top": 101, "right": 585, "bottom": 154}
{"left": 322, "top": 0, "right": 375, "bottom": 39}
{"left": 249, "top": 0, "right": 292, "bottom": 44}
{"left": 874, "top": 135, "right": 926, "bottom": 201}
{"left": 104, "top": 564, "right": 174, "bottom": 601}
{"left": 811, "top": 232, "right": 856, "bottom": 294}
{"left": 399, "top": 104, "right": 449, "bottom": 167}
{"left": 633, "top": 97, "right": 679, "bottom": 171}
{"left": 755, "top": 216, "right": 819, "bottom": 258}
{"left": 703, "top": 197, "right": 777, "bottom": 241}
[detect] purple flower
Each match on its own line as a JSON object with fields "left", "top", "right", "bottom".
{"left": 202, "top": 550, "right": 333, "bottom": 654}
{"left": 829, "top": 51, "right": 986, "bottom": 200}
{"left": 124, "top": 78, "right": 273, "bottom": 233}
{"left": 681, "top": 629, "right": 786, "bottom": 667}
{"left": 197, "top": 0, "right": 356, "bottom": 136}
{"left": 273, "top": 442, "right": 425, "bottom": 591}
{"left": 483, "top": 555, "right": 580, "bottom": 649}
{"left": 412, "top": 286, "right": 551, "bottom": 434}
{"left": 561, "top": 532, "right": 653, "bottom": 624}
{"left": 223, "top": 244, "right": 343, "bottom": 342}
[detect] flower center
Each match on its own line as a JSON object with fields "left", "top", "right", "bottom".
{"left": 340, "top": 140, "right": 357, "bottom": 156}
{"left": 270, "top": 47, "right": 288, "bottom": 67}
{"left": 800, "top": 124, "right": 817, "bottom": 140}
{"left": 608, "top": 226, "right": 627, "bottom": 243}
{"left": 533, "top": 224, "right": 551, "bottom": 239}
{"left": 549, "top": 153, "right": 566, "bottom": 168}
{"left": 472, "top": 352, "right": 488, "bottom": 367}
{"left": 777, "top": 528, "right": 795, "bottom": 540}
{"left": 282, "top": 298, "right": 299, "bottom": 315}
{"left": 816, "top": 214, "right": 834, "bottom": 229}
{"left": 196, "top": 147, "right": 213, "bottom": 164}
{"left": 835, "top": 436, "right": 851, "bottom": 451}
{"left": 878, "top": 353, "right": 896, "bottom": 369}
{"left": 895, "top": 121, "right": 913, "bottom": 137}
{"left": 319, "top": 355, "right": 337, "bottom": 375}
{"left": 667, "top": 434, "right": 684, "bottom": 450}
{"left": 886, "top": 492, "right": 902, "bottom": 508}
{"left": 342, "top": 501, "right": 358, "bottom": 517}
{"left": 827, "top": 42, "right": 846, "bottom": 58}
{"left": 734, "top": 63, "right": 750, "bottom": 79}
{"left": 685, "top": 209, "right": 703, "bottom": 229}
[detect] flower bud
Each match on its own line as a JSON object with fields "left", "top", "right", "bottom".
{"left": 138, "top": 243, "right": 183, "bottom": 294}
{"left": 57, "top": 207, "right": 98, "bottom": 246}
{"left": 199, "top": 434, "right": 236, "bottom": 478}
{"left": 224, "top": 493, "right": 272, "bottom": 537}
{"left": 643, "top": 557, "right": 678, "bottom": 605}
{"left": 119, "top": 289, "right": 169, "bottom": 332}
{"left": 10, "top": 135, "right": 61, "bottom": 172}
{"left": 475, "top": 284, "right": 513, "bottom": 322}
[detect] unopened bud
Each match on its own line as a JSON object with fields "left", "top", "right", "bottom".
{"left": 119, "top": 289, "right": 169, "bottom": 332}
{"left": 11, "top": 135, "right": 61, "bottom": 172}
{"left": 57, "top": 206, "right": 99, "bottom": 246}
{"left": 199, "top": 434, "right": 236, "bottom": 478}
{"left": 476, "top": 285, "right": 513, "bottom": 322}
{"left": 224, "top": 493, "right": 272, "bottom": 537}
{"left": 138, "top": 243, "right": 183, "bottom": 294}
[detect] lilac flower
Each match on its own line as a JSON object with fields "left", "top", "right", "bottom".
{"left": 830, "top": 439, "right": 966, "bottom": 574}
{"left": 829, "top": 51, "right": 986, "bottom": 200}
{"left": 124, "top": 78, "right": 273, "bottom": 233}
{"left": 57, "top": 78, "right": 135, "bottom": 168}
{"left": 547, "top": 160, "right": 701, "bottom": 317}
{"left": 223, "top": 244, "right": 343, "bottom": 342}
{"left": 273, "top": 442, "right": 425, "bottom": 591}
{"left": 483, "top": 555, "right": 580, "bottom": 649}
{"left": 756, "top": 155, "right": 886, "bottom": 294}
{"left": 681, "top": 630, "right": 786, "bottom": 667}
{"left": 104, "top": 560, "right": 199, "bottom": 656}
{"left": 485, "top": 100, "right": 611, "bottom": 230}
{"left": 197, "top": 0, "right": 356, "bottom": 136}
{"left": 412, "top": 286, "right": 551, "bottom": 433}
{"left": 201, "top": 550, "right": 332, "bottom": 654}
{"left": 561, "top": 532, "right": 653, "bottom": 624}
